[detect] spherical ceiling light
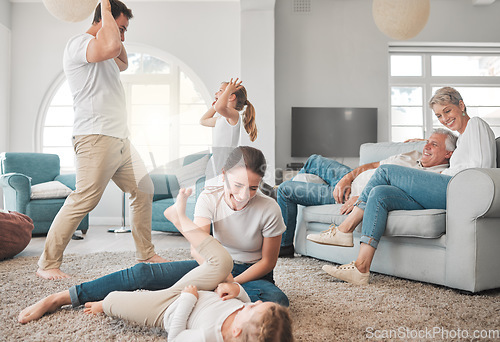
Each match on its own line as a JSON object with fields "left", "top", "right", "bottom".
{"left": 42, "top": 0, "right": 99, "bottom": 23}
{"left": 372, "top": 0, "right": 430, "bottom": 40}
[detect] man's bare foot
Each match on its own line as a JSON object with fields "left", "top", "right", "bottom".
{"left": 36, "top": 268, "right": 70, "bottom": 280}
{"left": 139, "top": 254, "right": 169, "bottom": 263}
{"left": 18, "top": 291, "right": 70, "bottom": 323}
{"left": 164, "top": 188, "right": 192, "bottom": 224}
{"left": 84, "top": 301, "right": 104, "bottom": 315}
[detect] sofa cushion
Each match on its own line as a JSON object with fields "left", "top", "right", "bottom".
{"left": 0, "top": 210, "right": 34, "bottom": 260}
{"left": 385, "top": 209, "right": 446, "bottom": 238}
{"left": 301, "top": 204, "right": 446, "bottom": 238}
{"left": 359, "top": 141, "right": 426, "bottom": 165}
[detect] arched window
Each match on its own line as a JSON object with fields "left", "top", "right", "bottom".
{"left": 39, "top": 47, "right": 212, "bottom": 172}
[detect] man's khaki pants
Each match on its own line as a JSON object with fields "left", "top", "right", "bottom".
{"left": 38, "top": 135, "right": 156, "bottom": 270}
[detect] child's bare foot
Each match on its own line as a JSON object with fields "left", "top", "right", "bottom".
{"left": 36, "top": 268, "right": 70, "bottom": 280}
{"left": 164, "top": 188, "right": 192, "bottom": 224}
{"left": 84, "top": 301, "right": 104, "bottom": 315}
{"left": 138, "top": 254, "right": 169, "bottom": 263}
{"left": 18, "top": 292, "right": 69, "bottom": 323}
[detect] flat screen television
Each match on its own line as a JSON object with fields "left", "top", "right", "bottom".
{"left": 291, "top": 107, "right": 378, "bottom": 158}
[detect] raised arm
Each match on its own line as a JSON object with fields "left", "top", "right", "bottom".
{"left": 114, "top": 42, "right": 128, "bottom": 71}
{"left": 213, "top": 78, "right": 241, "bottom": 125}
{"left": 233, "top": 235, "right": 280, "bottom": 285}
{"left": 333, "top": 161, "right": 380, "bottom": 203}
{"left": 199, "top": 105, "right": 217, "bottom": 127}
{"left": 86, "top": 0, "right": 123, "bottom": 64}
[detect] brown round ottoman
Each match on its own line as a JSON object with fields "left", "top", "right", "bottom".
{"left": 0, "top": 211, "right": 34, "bottom": 260}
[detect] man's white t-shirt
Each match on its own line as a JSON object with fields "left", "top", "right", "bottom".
{"left": 63, "top": 33, "right": 129, "bottom": 139}
{"left": 350, "top": 150, "right": 449, "bottom": 196}
{"left": 194, "top": 190, "right": 286, "bottom": 264}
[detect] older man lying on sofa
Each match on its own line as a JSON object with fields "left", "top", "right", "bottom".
{"left": 278, "top": 128, "right": 457, "bottom": 257}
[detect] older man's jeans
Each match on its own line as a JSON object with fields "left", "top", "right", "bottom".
{"left": 69, "top": 260, "right": 289, "bottom": 307}
{"left": 278, "top": 155, "right": 352, "bottom": 247}
{"left": 356, "top": 165, "right": 452, "bottom": 249}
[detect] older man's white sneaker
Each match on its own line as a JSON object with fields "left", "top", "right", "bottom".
{"left": 306, "top": 224, "right": 353, "bottom": 247}
{"left": 322, "top": 262, "right": 370, "bottom": 285}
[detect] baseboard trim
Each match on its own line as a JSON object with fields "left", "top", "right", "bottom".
{"left": 89, "top": 217, "right": 123, "bottom": 226}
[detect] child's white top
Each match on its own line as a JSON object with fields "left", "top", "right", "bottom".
{"left": 165, "top": 284, "right": 251, "bottom": 341}
{"left": 212, "top": 114, "right": 241, "bottom": 148}
{"left": 195, "top": 190, "right": 286, "bottom": 264}
{"left": 442, "top": 117, "right": 496, "bottom": 177}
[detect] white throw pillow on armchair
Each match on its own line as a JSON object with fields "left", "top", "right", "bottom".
{"left": 30, "top": 181, "right": 73, "bottom": 200}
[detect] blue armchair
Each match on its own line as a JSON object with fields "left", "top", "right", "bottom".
{"left": 0, "top": 152, "right": 89, "bottom": 235}
{"left": 151, "top": 153, "right": 209, "bottom": 232}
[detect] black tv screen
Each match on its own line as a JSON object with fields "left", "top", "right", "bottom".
{"left": 291, "top": 107, "right": 377, "bottom": 158}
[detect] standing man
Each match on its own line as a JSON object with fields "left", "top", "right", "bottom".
{"left": 37, "top": 0, "right": 167, "bottom": 280}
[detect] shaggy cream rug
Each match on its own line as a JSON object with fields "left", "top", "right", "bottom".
{"left": 1, "top": 249, "right": 499, "bottom": 341}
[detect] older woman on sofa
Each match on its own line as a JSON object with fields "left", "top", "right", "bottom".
{"left": 307, "top": 87, "right": 497, "bottom": 285}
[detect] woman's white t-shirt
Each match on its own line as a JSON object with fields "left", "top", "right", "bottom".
{"left": 194, "top": 190, "right": 286, "bottom": 264}
{"left": 442, "top": 117, "right": 496, "bottom": 177}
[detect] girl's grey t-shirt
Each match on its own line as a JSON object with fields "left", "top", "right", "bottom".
{"left": 194, "top": 190, "right": 285, "bottom": 264}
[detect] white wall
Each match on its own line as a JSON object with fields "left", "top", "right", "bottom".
{"left": 275, "top": 0, "right": 500, "bottom": 169}
{"left": 240, "top": 0, "right": 276, "bottom": 184}
{"left": 0, "top": 0, "right": 11, "bottom": 29}
{"left": 8, "top": 1, "right": 241, "bottom": 223}
{"left": 0, "top": 0, "right": 11, "bottom": 208}
{"left": 0, "top": 24, "right": 10, "bottom": 156}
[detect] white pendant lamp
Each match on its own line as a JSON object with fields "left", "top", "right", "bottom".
{"left": 42, "top": 0, "right": 99, "bottom": 23}
{"left": 372, "top": 0, "right": 430, "bottom": 40}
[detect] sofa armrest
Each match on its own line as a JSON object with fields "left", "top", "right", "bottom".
{"left": 54, "top": 174, "right": 76, "bottom": 190}
{"left": 446, "top": 168, "right": 500, "bottom": 292}
{"left": 0, "top": 173, "right": 32, "bottom": 213}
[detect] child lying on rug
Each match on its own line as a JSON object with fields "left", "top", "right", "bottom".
{"left": 20, "top": 189, "right": 293, "bottom": 341}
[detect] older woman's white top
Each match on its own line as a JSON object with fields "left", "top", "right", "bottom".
{"left": 442, "top": 117, "right": 496, "bottom": 177}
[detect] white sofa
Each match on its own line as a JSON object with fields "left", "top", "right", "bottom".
{"left": 293, "top": 138, "right": 500, "bottom": 292}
